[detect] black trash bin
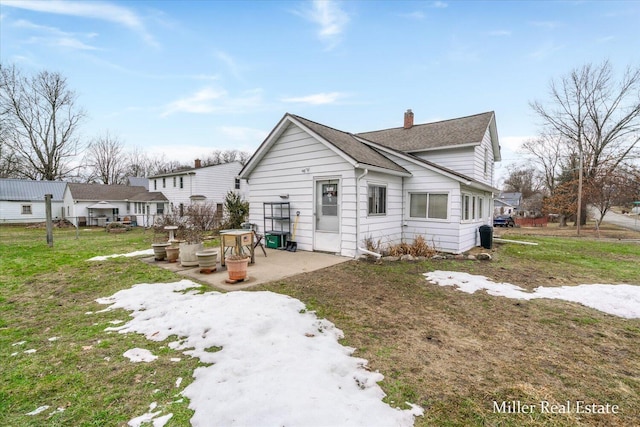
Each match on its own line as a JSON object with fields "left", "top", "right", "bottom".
{"left": 479, "top": 225, "right": 493, "bottom": 249}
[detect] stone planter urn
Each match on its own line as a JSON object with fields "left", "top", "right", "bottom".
{"left": 165, "top": 246, "right": 180, "bottom": 263}
{"left": 179, "top": 242, "right": 204, "bottom": 267}
{"left": 225, "top": 255, "right": 250, "bottom": 282}
{"left": 152, "top": 242, "right": 171, "bottom": 261}
{"left": 196, "top": 249, "right": 218, "bottom": 273}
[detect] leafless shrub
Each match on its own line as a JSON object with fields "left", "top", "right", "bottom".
{"left": 387, "top": 235, "right": 436, "bottom": 257}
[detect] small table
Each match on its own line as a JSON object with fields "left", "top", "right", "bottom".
{"left": 220, "top": 230, "right": 255, "bottom": 266}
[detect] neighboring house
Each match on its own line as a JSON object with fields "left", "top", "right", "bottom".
{"left": 240, "top": 110, "right": 501, "bottom": 256}
{"left": 496, "top": 192, "right": 522, "bottom": 216}
{"left": 63, "top": 183, "right": 168, "bottom": 227}
{"left": 147, "top": 160, "right": 247, "bottom": 216}
{"left": 494, "top": 198, "right": 516, "bottom": 216}
{"left": 0, "top": 179, "right": 67, "bottom": 224}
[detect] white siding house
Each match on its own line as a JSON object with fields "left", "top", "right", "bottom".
{"left": 240, "top": 110, "right": 501, "bottom": 257}
{"left": 148, "top": 160, "right": 247, "bottom": 215}
{"left": 63, "top": 183, "right": 168, "bottom": 227}
{"left": 0, "top": 179, "right": 67, "bottom": 224}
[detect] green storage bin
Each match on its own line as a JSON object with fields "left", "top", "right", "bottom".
{"left": 266, "top": 234, "right": 281, "bottom": 249}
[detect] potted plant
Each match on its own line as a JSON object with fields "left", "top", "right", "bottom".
{"left": 179, "top": 226, "right": 204, "bottom": 267}
{"left": 225, "top": 254, "right": 249, "bottom": 281}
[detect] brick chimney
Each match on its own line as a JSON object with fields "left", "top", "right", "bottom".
{"left": 194, "top": 159, "right": 202, "bottom": 168}
{"left": 404, "top": 109, "right": 414, "bottom": 129}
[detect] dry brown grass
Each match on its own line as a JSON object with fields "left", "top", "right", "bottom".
{"left": 257, "top": 237, "right": 640, "bottom": 426}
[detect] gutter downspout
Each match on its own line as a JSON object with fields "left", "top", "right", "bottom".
{"left": 356, "top": 168, "right": 382, "bottom": 259}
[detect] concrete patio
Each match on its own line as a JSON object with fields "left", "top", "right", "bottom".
{"left": 144, "top": 247, "right": 352, "bottom": 291}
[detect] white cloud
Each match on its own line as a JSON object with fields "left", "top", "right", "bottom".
{"left": 14, "top": 18, "right": 99, "bottom": 50}
{"left": 294, "top": 0, "right": 350, "bottom": 50}
{"left": 488, "top": 30, "right": 511, "bottom": 37}
{"left": 219, "top": 126, "right": 268, "bottom": 144}
{"left": 399, "top": 11, "right": 425, "bottom": 20}
{"left": 281, "top": 91, "right": 346, "bottom": 105}
{"left": 2, "top": 0, "right": 158, "bottom": 47}
{"left": 161, "top": 87, "right": 227, "bottom": 117}
{"left": 431, "top": 1, "right": 448, "bottom": 8}
{"left": 528, "top": 41, "right": 565, "bottom": 60}
{"left": 161, "top": 87, "right": 264, "bottom": 117}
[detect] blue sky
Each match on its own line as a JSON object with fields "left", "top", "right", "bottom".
{"left": 1, "top": 0, "right": 639, "bottom": 182}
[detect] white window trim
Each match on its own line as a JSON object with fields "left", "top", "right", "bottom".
{"left": 367, "top": 182, "right": 387, "bottom": 216}
{"left": 461, "top": 193, "right": 486, "bottom": 223}
{"left": 21, "top": 204, "right": 33, "bottom": 215}
{"left": 407, "top": 191, "right": 450, "bottom": 222}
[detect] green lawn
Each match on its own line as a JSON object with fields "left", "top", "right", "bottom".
{"left": 1, "top": 225, "right": 638, "bottom": 426}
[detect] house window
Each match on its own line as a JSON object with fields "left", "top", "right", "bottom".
{"left": 478, "top": 197, "right": 484, "bottom": 219}
{"left": 21, "top": 204, "right": 32, "bottom": 215}
{"left": 180, "top": 177, "right": 184, "bottom": 189}
{"left": 472, "top": 196, "right": 477, "bottom": 220}
{"left": 368, "top": 185, "right": 387, "bottom": 215}
{"left": 157, "top": 203, "right": 164, "bottom": 214}
{"left": 173, "top": 177, "right": 176, "bottom": 187}
{"left": 179, "top": 203, "right": 184, "bottom": 217}
{"left": 410, "top": 193, "right": 448, "bottom": 219}
{"left": 154, "top": 180, "right": 157, "bottom": 190}
{"left": 462, "top": 195, "right": 471, "bottom": 221}
{"left": 235, "top": 178, "right": 241, "bottom": 190}
{"left": 162, "top": 178, "right": 166, "bottom": 188}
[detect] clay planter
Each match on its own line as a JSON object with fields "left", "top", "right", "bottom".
{"left": 196, "top": 249, "right": 218, "bottom": 273}
{"left": 165, "top": 246, "right": 180, "bottom": 263}
{"left": 179, "top": 242, "right": 204, "bottom": 267}
{"left": 152, "top": 242, "right": 171, "bottom": 261}
{"left": 225, "top": 256, "right": 249, "bottom": 281}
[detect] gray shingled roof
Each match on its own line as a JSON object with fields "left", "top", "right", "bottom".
{"left": 290, "top": 114, "right": 409, "bottom": 174}
{"left": 0, "top": 179, "right": 67, "bottom": 201}
{"left": 357, "top": 111, "right": 495, "bottom": 152}
{"left": 67, "top": 183, "right": 167, "bottom": 202}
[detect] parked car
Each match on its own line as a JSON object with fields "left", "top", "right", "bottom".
{"left": 493, "top": 215, "right": 515, "bottom": 227}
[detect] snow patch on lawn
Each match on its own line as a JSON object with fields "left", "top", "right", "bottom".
{"left": 425, "top": 271, "right": 640, "bottom": 319}
{"left": 123, "top": 348, "right": 158, "bottom": 363}
{"left": 88, "top": 249, "right": 153, "bottom": 261}
{"left": 96, "top": 280, "right": 423, "bottom": 426}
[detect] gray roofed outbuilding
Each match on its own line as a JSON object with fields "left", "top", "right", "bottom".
{"left": 0, "top": 179, "right": 67, "bottom": 201}
{"left": 67, "top": 183, "right": 167, "bottom": 202}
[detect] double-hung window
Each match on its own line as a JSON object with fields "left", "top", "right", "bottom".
{"left": 368, "top": 185, "right": 387, "bottom": 215}
{"left": 409, "top": 193, "right": 448, "bottom": 219}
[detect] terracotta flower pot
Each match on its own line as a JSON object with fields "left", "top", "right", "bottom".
{"left": 165, "top": 246, "right": 180, "bottom": 263}
{"left": 152, "top": 243, "right": 171, "bottom": 261}
{"left": 225, "top": 256, "right": 249, "bottom": 281}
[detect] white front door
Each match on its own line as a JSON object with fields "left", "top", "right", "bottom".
{"left": 314, "top": 179, "right": 341, "bottom": 252}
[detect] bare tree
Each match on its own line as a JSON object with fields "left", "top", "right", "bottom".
{"left": 528, "top": 61, "right": 640, "bottom": 223}
{"left": 203, "top": 149, "right": 251, "bottom": 166}
{"left": 521, "top": 133, "right": 563, "bottom": 194}
{"left": 502, "top": 165, "right": 543, "bottom": 199}
{"left": 0, "top": 64, "right": 85, "bottom": 180}
{"left": 83, "top": 132, "right": 127, "bottom": 184}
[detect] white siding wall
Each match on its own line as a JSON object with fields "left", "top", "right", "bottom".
{"left": 0, "top": 201, "right": 64, "bottom": 223}
{"left": 150, "top": 162, "right": 246, "bottom": 212}
{"left": 246, "top": 123, "right": 356, "bottom": 257}
{"left": 357, "top": 171, "right": 403, "bottom": 250}
{"left": 471, "top": 128, "right": 495, "bottom": 186}
{"left": 458, "top": 185, "right": 493, "bottom": 252}
{"left": 415, "top": 146, "right": 476, "bottom": 177}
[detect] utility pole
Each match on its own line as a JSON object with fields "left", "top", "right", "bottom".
{"left": 45, "top": 194, "right": 53, "bottom": 247}
{"left": 576, "top": 149, "right": 583, "bottom": 236}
